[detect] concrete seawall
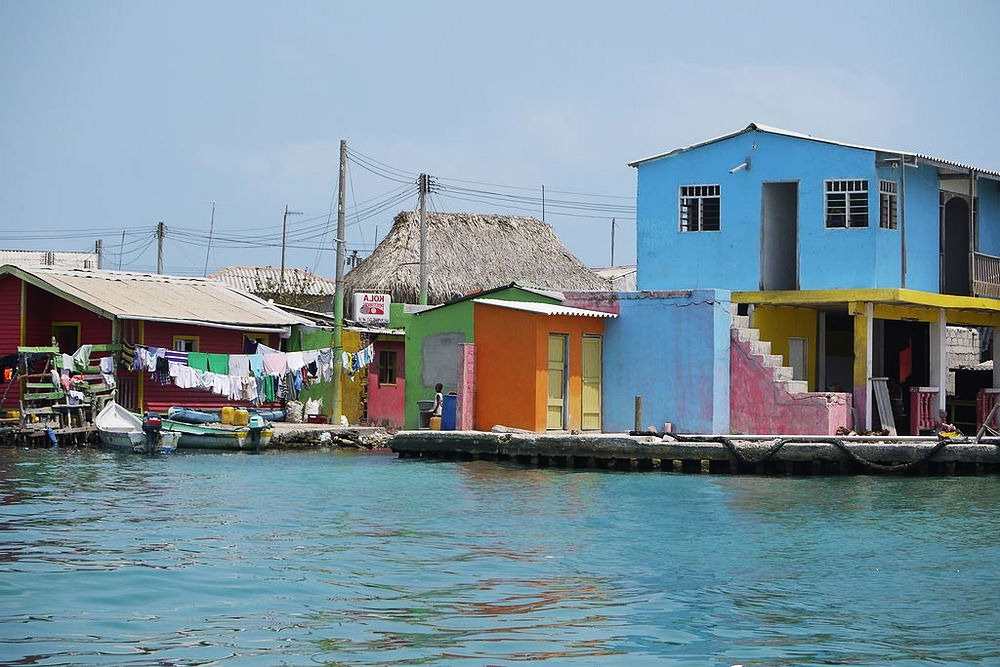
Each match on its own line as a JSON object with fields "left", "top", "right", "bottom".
{"left": 390, "top": 430, "right": 1000, "bottom": 475}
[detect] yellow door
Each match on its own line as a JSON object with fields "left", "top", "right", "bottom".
{"left": 581, "top": 335, "right": 602, "bottom": 430}
{"left": 547, "top": 334, "right": 567, "bottom": 430}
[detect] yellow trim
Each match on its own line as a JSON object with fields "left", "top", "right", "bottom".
{"left": 172, "top": 335, "right": 200, "bottom": 352}
{"left": 137, "top": 321, "right": 145, "bottom": 412}
{"left": 19, "top": 281, "right": 26, "bottom": 346}
{"left": 735, "top": 288, "right": 1000, "bottom": 327}
{"left": 51, "top": 321, "right": 81, "bottom": 351}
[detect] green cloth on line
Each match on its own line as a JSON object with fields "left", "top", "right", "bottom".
{"left": 188, "top": 352, "right": 208, "bottom": 371}
{"left": 207, "top": 354, "right": 229, "bottom": 374}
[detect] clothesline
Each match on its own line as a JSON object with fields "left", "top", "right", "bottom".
{"left": 123, "top": 341, "right": 376, "bottom": 404}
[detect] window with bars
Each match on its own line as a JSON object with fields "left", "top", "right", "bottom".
{"left": 679, "top": 184, "right": 721, "bottom": 231}
{"left": 825, "top": 179, "right": 869, "bottom": 228}
{"left": 879, "top": 180, "right": 898, "bottom": 229}
{"left": 378, "top": 350, "right": 397, "bottom": 386}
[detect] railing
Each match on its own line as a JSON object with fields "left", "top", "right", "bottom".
{"left": 910, "top": 387, "right": 939, "bottom": 435}
{"left": 972, "top": 251, "right": 1000, "bottom": 298}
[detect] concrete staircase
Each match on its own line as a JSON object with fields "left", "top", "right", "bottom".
{"left": 731, "top": 314, "right": 808, "bottom": 394}
{"left": 729, "top": 312, "right": 853, "bottom": 435}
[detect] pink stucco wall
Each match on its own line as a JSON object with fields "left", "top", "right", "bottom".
{"left": 730, "top": 330, "right": 852, "bottom": 435}
{"left": 456, "top": 343, "right": 475, "bottom": 430}
{"left": 367, "top": 339, "right": 405, "bottom": 428}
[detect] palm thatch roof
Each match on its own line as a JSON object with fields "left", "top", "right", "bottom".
{"left": 345, "top": 211, "right": 607, "bottom": 304}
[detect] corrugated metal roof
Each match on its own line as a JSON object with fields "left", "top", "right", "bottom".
{"left": 629, "top": 122, "right": 1000, "bottom": 180}
{"left": 3, "top": 265, "right": 310, "bottom": 328}
{"left": 0, "top": 250, "right": 99, "bottom": 269}
{"left": 595, "top": 266, "right": 637, "bottom": 291}
{"left": 474, "top": 297, "right": 617, "bottom": 318}
{"left": 211, "top": 266, "right": 337, "bottom": 295}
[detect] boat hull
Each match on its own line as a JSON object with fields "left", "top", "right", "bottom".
{"left": 161, "top": 418, "right": 273, "bottom": 451}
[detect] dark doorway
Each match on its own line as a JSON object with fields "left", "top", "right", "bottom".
{"left": 942, "top": 196, "right": 971, "bottom": 296}
{"left": 51, "top": 324, "right": 80, "bottom": 354}
{"left": 823, "top": 312, "right": 854, "bottom": 393}
{"left": 880, "top": 320, "right": 930, "bottom": 434}
{"left": 761, "top": 182, "right": 798, "bottom": 290}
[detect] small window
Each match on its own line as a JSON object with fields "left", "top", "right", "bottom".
{"left": 679, "top": 184, "right": 721, "bottom": 232}
{"left": 378, "top": 350, "right": 397, "bottom": 385}
{"left": 173, "top": 336, "right": 199, "bottom": 352}
{"left": 880, "top": 180, "right": 898, "bottom": 229}
{"left": 825, "top": 180, "right": 868, "bottom": 228}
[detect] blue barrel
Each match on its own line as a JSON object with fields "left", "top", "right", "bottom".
{"left": 441, "top": 393, "right": 458, "bottom": 430}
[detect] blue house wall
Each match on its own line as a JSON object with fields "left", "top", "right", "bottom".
{"left": 602, "top": 289, "right": 731, "bottom": 434}
{"left": 636, "top": 127, "right": 1000, "bottom": 295}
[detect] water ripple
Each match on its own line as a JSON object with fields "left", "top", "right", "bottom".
{"left": 2, "top": 450, "right": 1000, "bottom": 665}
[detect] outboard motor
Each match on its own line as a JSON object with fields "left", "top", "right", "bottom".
{"left": 142, "top": 413, "right": 162, "bottom": 455}
{"left": 248, "top": 414, "right": 264, "bottom": 453}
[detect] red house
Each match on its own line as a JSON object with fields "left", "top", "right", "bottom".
{"left": 0, "top": 265, "right": 309, "bottom": 414}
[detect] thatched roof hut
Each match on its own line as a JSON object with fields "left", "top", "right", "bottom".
{"left": 345, "top": 211, "right": 607, "bottom": 305}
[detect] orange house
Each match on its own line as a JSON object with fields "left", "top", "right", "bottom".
{"left": 473, "top": 298, "right": 615, "bottom": 432}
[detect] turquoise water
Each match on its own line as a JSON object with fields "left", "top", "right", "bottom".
{"left": 1, "top": 449, "right": 999, "bottom": 666}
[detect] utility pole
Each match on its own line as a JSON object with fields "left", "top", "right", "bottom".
{"left": 541, "top": 184, "right": 546, "bottom": 222}
{"left": 155, "top": 221, "right": 165, "bottom": 274}
{"left": 118, "top": 230, "right": 125, "bottom": 270}
{"left": 418, "top": 173, "right": 429, "bottom": 305}
{"left": 203, "top": 201, "right": 216, "bottom": 277}
{"left": 280, "top": 204, "right": 302, "bottom": 290}
{"left": 94, "top": 239, "right": 102, "bottom": 270}
{"left": 332, "top": 139, "right": 348, "bottom": 423}
{"left": 610, "top": 217, "right": 616, "bottom": 266}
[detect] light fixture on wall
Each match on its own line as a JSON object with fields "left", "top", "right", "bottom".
{"left": 729, "top": 157, "right": 752, "bottom": 174}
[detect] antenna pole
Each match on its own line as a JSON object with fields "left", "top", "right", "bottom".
{"left": 94, "top": 239, "right": 102, "bottom": 270}
{"left": 156, "top": 220, "right": 165, "bottom": 274}
{"left": 333, "top": 139, "right": 348, "bottom": 423}
{"left": 203, "top": 201, "right": 216, "bottom": 277}
{"left": 541, "top": 184, "right": 546, "bottom": 222}
{"left": 418, "top": 173, "right": 428, "bottom": 305}
{"left": 611, "top": 217, "right": 616, "bottom": 266}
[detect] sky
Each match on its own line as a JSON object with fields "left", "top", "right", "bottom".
{"left": 1, "top": 0, "right": 998, "bottom": 278}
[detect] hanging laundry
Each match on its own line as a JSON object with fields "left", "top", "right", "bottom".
{"left": 302, "top": 349, "right": 319, "bottom": 366}
{"left": 121, "top": 344, "right": 135, "bottom": 370}
{"left": 285, "top": 351, "right": 305, "bottom": 372}
{"left": 263, "top": 352, "right": 288, "bottom": 376}
{"left": 263, "top": 375, "right": 276, "bottom": 402}
{"left": 164, "top": 349, "right": 189, "bottom": 365}
{"left": 188, "top": 352, "right": 209, "bottom": 371}
{"left": 257, "top": 341, "right": 280, "bottom": 355}
{"left": 71, "top": 345, "right": 93, "bottom": 372}
{"left": 317, "top": 348, "right": 332, "bottom": 382}
{"left": 99, "top": 356, "right": 115, "bottom": 374}
{"left": 243, "top": 335, "right": 260, "bottom": 355}
{"left": 50, "top": 369, "right": 60, "bottom": 388}
{"left": 61, "top": 353, "right": 74, "bottom": 371}
{"left": 132, "top": 346, "right": 144, "bottom": 372}
{"left": 229, "top": 354, "right": 250, "bottom": 377}
{"left": 207, "top": 353, "right": 229, "bottom": 374}
{"left": 154, "top": 356, "right": 171, "bottom": 385}
{"left": 249, "top": 354, "right": 264, "bottom": 378}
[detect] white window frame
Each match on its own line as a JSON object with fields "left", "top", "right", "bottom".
{"left": 879, "top": 180, "right": 898, "bottom": 230}
{"left": 678, "top": 184, "right": 721, "bottom": 232}
{"left": 824, "top": 179, "right": 869, "bottom": 228}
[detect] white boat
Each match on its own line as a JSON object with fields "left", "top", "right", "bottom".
{"left": 94, "top": 401, "right": 180, "bottom": 454}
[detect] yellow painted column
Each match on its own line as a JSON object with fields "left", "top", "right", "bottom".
{"left": 851, "top": 302, "right": 873, "bottom": 431}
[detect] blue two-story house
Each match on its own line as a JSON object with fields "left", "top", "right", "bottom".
{"left": 631, "top": 123, "right": 1000, "bottom": 434}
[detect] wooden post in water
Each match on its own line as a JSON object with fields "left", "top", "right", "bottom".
{"left": 634, "top": 395, "right": 642, "bottom": 432}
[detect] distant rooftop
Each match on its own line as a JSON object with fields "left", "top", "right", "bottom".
{"left": 211, "top": 266, "right": 337, "bottom": 296}
{"left": 0, "top": 249, "right": 99, "bottom": 269}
